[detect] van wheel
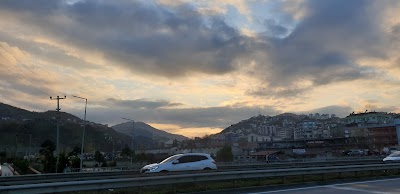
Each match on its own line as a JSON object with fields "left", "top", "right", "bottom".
{"left": 203, "top": 167, "right": 211, "bottom": 170}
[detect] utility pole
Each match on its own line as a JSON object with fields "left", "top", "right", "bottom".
{"left": 50, "top": 95, "right": 66, "bottom": 173}
{"left": 112, "top": 140, "right": 115, "bottom": 161}
{"left": 15, "top": 134, "right": 18, "bottom": 158}
{"left": 121, "top": 117, "right": 135, "bottom": 166}
{"left": 29, "top": 133, "right": 32, "bottom": 160}
{"left": 104, "top": 134, "right": 115, "bottom": 162}
{"left": 121, "top": 118, "right": 135, "bottom": 150}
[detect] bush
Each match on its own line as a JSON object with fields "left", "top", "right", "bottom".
{"left": 108, "top": 161, "right": 117, "bottom": 167}
{"left": 70, "top": 157, "right": 80, "bottom": 168}
{"left": 0, "top": 152, "right": 7, "bottom": 163}
{"left": 216, "top": 145, "right": 233, "bottom": 162}
{"left": 14, "top": 158, "right": 30, "bottom": 174}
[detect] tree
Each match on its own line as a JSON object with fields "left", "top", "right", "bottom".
{"left": 172, "top": 139, "right": 178, "bottom": 147}
{"left": 136, "top": 152, "right": 147, "bottom": 165}
{"left": 40, "top": 140, "right": 56, "bottom": 156}
{"left": 121, "top": 145, "right": 133, "bottom": 158}
{"left": 94, "top": 151, "right": 105, "bottom": 166}
{"left": 67, "top": 146, "right": 81, "bottom": 168}
{"left": 39, "top": 139, "right": 56, "bottom": 173}
{"left": 14, "top": 158, "right": 30, "bottom": 174}
{"left": 68, "top": 146, "right": 81, "bottom": 157}
{"left": 70, "top": 156, "right": 80, "bottom": 168}
{"left": 108, "top": 161, "right": 117, "bottom": 167}
{"left": 0, "top": 152, "right": 7, "bottom": 163}
{"left": 216, "top": 145, "right": 233, "bottom": 162}
{"left": 57, "top": 152, "right": 70, "bottom": 173}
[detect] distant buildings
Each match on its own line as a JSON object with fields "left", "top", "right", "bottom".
{"left": 344, "top": 111, "right": 394, "bottom": 127}
{"left": 213, "top": 111, "right": 399, "bottom": 154}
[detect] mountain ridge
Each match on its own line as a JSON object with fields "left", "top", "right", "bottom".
{"left": 0, "top": 102, "right": 187, "bottom": 151}
{"left": 111, "top": 122, "right": 188, "bottom": 142}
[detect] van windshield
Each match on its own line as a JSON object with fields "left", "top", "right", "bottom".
{"left": 160, "top": 155, "right": 181, "bottom": 164}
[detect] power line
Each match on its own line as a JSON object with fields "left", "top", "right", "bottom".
{"left": 0, "top": 52, "right": 56, "bottom": 96}
{"left": 0, "top": 44, "right": 65, "bottom": 96}
{"left": 1, "top": 42, "right": 90, "bottom": 91}
{"left": 0, "top": 61, "right": 51, "bottom": 96}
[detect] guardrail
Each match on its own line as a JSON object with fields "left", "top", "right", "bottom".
{"left": 0, "top": 158, "right": 385, "bottom": 186}
{"left": 67, "top": 157, "right": 384, "bottom": 172}
{"left": 1, "top": 163, "right": 400, "bottom": 194}
{"left": 0, "top": 169, "right": 142, "bottom": 186}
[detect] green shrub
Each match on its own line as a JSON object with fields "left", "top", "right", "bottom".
{"left": 14, "top": 158, "right": 30, "bottom": 174}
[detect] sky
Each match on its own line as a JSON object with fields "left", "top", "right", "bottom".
{"left": 1, "top": 0, "right": 400, "bottom": 138}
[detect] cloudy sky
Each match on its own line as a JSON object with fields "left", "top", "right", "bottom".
{"left": 1, "top": 0, "right": 400, "bottom": 138}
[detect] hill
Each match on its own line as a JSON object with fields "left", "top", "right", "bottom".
{"left": 218, "top": 113, "right": 308, "bottom": 135}
{"left": 0, "top": 103, "right": 178, "bottom": 155}
{"left": 111, "top": 122, "right": 188, "bottom": 142}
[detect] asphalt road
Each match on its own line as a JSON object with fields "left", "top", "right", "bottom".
{"left": 0, "top": 165, "right": 13, "bottom": 177}
{"left": 249, "top": 177, "right": 400, "bottom": 194}
{"left": 200, "top": 177, "right": 400, "bottom": 194}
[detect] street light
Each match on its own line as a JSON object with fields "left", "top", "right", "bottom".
{"left": 121, "top": 117, "right": 135, "bottom": 165}
{"left": 72, "top": 95, "right": 87, "bottom": 172}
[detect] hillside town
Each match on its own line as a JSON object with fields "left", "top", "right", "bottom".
{"left": 143, "top": 111, "right": 400, "bottom": 162}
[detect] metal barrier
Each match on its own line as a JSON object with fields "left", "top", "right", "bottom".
{"left": 0, "top": 158, "right": 385, "bottom": 186}
{"left": 1, "top": 163, "right": 400, "bottom": 194}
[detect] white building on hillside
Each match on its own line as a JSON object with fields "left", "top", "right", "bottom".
{"left": 246, "top": 133, "right": 271, "bottom": 142}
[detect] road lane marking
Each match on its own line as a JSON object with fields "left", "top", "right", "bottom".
{"left": 248, "top": 177, "right": 400, "bottom": 194}
{"left": 329, "top": 185, "right": 390, "bottom": 194}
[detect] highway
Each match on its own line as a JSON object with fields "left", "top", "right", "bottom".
{"left": 0, "top": 158, "right": 384, "bottom": 186}
{"left": 246, "top": 177, "right": 400, "bottom": 194}
{"left": 1, "top": 158, "right": 400, "bottom": 194}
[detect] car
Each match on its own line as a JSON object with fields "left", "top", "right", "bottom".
{"left": 140, "top": 153, "right": 217, "bottom": 173}
{"left": 383, "top": 151, "right": 400, "bottom": 162}
{"left": 347, "top": 150, "right": 365, "bottom": 156}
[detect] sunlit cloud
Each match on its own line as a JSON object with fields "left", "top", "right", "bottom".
{"left": 1, "top": 0, "right": 400, "bottom": 137}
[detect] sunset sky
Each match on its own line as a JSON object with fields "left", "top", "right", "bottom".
{"left": 1, "top": 0, "right": 400, "bottom": 138}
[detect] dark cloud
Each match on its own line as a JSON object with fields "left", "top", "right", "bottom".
{"left": 105, "top": 98, "right": 183, "bottom": 109}
{"left": 0, "top": 0, "right": 397, "bottom": 96}
{"left": 77, "top": 101, "right": 353, "bottom": 130}
{"left": 392, "top": 25, "right": 400, "bottom": 36}
{"left": 250, "top": 0, "right": 392, "bottom": 96}
{"left": 263, "top": 19, "right": 289, "bottom": 37}
{"left": 247, "top": 85, "right": 309, "bottom": 99}
{"left": 83, "top": 103, "right": 281, "bottom": 129}
{"left": 0, "top": 0, "right": 253, "bottom": 77}
{"left": 0, "top": 0, "right": 398, "bottom": 100}
{"left": 300, "top": 105, "right": 353, "bottom": 118}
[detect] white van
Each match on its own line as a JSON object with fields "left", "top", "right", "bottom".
{"left": 0, "top": 164, "right": 14, "bottom": 176}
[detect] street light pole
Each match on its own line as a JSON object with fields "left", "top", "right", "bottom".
{"left": 72, "top": 95, "right": 87, "bottom": 172}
